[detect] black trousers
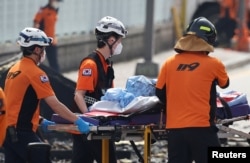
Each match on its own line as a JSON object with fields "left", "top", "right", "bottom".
{"left": 3, "top": 129, "right": 50, "bottom": 163}
{"left": 72, "top": 134, "right": 117, "bottom": 163}
{"left": 45, "top": 45, "right": 60, "bottom": 73}
{"left": 167, "top": 126, "right": 220, "bottom": 163}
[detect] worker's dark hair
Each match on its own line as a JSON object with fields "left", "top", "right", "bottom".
{"left": 21, "top": 45, "right": 43, "bottom": 56}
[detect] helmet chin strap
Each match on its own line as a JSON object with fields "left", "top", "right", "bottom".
{"left": 107, "top": 39, "right": 118, "bottom": 57}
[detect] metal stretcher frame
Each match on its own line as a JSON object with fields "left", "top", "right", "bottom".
{"left": 216, "top": 114, "right": 250, "bottom": 141}
{"left": 48, "top": 114, "right": 250, "bottom": 162}
{"left": 48, "top": 124, "right": 167, "bottom": 163}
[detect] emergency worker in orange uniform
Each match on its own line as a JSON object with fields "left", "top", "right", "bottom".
{"left": 33, "top": 0, "right": 61, "bottom": 72}
{"left": 155, "top": 17, "right": 229, "bottom": 163}
{"left": 3, "top": 27, "right": 91, "bottom": 163}
{"left": 72, "top": 16, "right": 127, "bottom": 163}
{"left": 216, "top": 0, "right": 238, "bottom": 47}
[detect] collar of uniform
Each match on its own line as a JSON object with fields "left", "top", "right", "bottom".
{"left": 46, "top": 4, "right": 59, "bottom": 12}
{"left": 95, "top": 50, "right": 110, "bottom": 64}
{"left": 22, "top": 56, "right": 37, "bottom": 65}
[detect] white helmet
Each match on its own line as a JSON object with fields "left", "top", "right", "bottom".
{"left": 17, "top": 27, "right": 53, "bottom": 47}
{"left": 95, "top": 16, "right": 127, "bottom": 38}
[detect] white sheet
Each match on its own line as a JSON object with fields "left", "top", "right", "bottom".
{"left": 89, "top": 96, "right": 160, "bottom": 114}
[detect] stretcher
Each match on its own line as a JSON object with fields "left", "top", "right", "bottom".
{"left": 48, "top": 117, "right": 250, "bottom": 163}
{"left": 49, "top": 100, "right": 167, "bottom": 163}
{"left": 49, "top": 91, "right": 250, "bottom": 163}
{"left": 48, "top": 124, "right": 167, "bottom": 163}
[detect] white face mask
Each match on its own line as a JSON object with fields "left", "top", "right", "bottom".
{"left": 51, "top": 1, "right": 59, "bottom": 9}
{"left": 37, "top": 51, "right": 46, "bottom": 65}
{"left": 113, "top": 43, "right": 123, "bottom": 55}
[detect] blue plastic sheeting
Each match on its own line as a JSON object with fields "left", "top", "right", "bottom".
{"left": 101, "top": 88, "right": 135, "bottom": 108}
{"left": 125, "top": 75, "right": 156, "bottom": 97}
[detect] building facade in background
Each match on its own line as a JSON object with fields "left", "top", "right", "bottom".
{"left": 0, "top": 0, "right": 172, "bottom": 44}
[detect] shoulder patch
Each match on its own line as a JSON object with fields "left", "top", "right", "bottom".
{"left": 40, "top": 75, "right": 49, "bottom": 83}
{"left": 82, "top": 69, "right": 92, "bottom": 76}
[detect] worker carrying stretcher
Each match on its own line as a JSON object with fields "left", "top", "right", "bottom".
{"left": 155, "top": 17, "right": 230, "bottom": 163}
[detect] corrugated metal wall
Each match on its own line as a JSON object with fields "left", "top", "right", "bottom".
{"left": 0, "top": 0, "right": 173, "bottom": 43}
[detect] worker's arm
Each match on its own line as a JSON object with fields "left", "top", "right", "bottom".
{"left": 44, "top": 95, "right": 90, "bottom": 134}
{"left": 155, "top": 84, "right": 166, "bottom": 104}
{"left": 33, "top": 8, "right": 43, "bottom": 28}
{"left": 44, "top": 95, "right": 78, "bottom": 122}
{"left": 74, "top": 90, "right": 89, "bottom": 113}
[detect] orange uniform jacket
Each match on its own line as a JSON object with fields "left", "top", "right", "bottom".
{"left": 0, "top": 87, "right": 7, "bottom": 146}
{"left": 76, "top": 51, "right": 110, "bottom": 92}
{"left": 156, "top": 52, "right": 229, "bottom": 129}
{"left": 4, "top": 57, "right": 55, "bottom": 132}
{"left": 219, "top": 0, "right": 238, "bottom": 19}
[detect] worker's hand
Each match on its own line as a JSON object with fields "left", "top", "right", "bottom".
{"left": 40, "top": 119, "right": 55, "bottom": 133}
{"left": 74, "top": 117, "right": 90, "bottom": 134}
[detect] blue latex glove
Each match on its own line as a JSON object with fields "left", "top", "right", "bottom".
{"left": 40, "top": 119, "right": 55, "bottom": 133}
{"left": 74, "top": 117, "right": 90, "bottom": 134}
